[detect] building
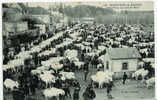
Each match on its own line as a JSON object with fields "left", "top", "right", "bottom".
{"left": 34, "top": 23, "right": 46, "bottom": 35}
{"left": 27, "top": 7, "right": 52, "bottom": 33}
{"left": 2, "top": 3, "right": 29, "bottom": 37}
{"left": 30, "top": 14, "right": 50, "bottom": 24}
{"left": 3, "top": 22, "right": 28, "bottom": 36}
{"left": 27, "top": 7, "right": 51, "bottom": 24}
{"left": 103, "top": 48, "right": 141, "bottom": 78}
{"left": 2, "top": 4, "right": 24, "bottom": 22}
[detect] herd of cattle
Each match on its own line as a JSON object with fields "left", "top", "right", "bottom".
{"left": 3, "top": 22, "right": 155, "bottom": 98}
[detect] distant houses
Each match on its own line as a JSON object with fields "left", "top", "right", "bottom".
{"left": 2, "top": 4, "right": 24, "bottom": 22}
{"left": 2, "top": 4, "right": 53, "bottom": 36}
{"left": 3, "top": 22, "right": 28, "bottom": 37}
{"left": 2, "top": 4, "right": 53, "bottom": 53}
{"left": 26, "top": 7, "right": 55, "bottom": 34}
{"left": 27, "top": 7, "right": 51, "bottom": 24}
{"left": 2, "top": 4, "right": 28, "bottom": 36}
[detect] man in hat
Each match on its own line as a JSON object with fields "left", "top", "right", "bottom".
{"left": 83, "top": 85, "right": 96, "bottom": 100}
{"left": 123, "top": 72, "right": 128, "bottom": 84}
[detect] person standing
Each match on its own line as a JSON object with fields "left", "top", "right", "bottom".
{"left": 23, "top": 83, "right": 30, "bottom": 98}
{"left": 55, "top": 76, "right": 62, "bottom": 88}
{"left": 59, "top": 82, "right": 65, "bottom": 100}
{"left": 73, "top": 86, "right": 80, "bottom": 100}
{"left": 84, "top": 63, "right": 89, "bottom": 81}
{"left": 30, "top": 80, "right": 36, "bottom": 95}
{"left": 106, "top": 82, "right": 113, "bottom": 99}
{"left": 83, "top": 85, "right": 96, "bottom": 100}
{"left": 123, "top": 72, "right": 128, "bottom": 84}
{"left": 12, "top": 87, "right": 25, "bottom": 100}
{"left": 62, "top": 82, "right": 71, "bottom": 98}
{"left": 59, "top": 94, "right": 65, "bottom": 100}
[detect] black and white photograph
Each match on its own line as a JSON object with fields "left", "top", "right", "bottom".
{"left": 2, "top": 1, "right": 155, "bottom": 100}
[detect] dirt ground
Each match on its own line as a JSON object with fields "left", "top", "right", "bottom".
{"left": 4, "top": 68, "right": 155, "bottom": 100}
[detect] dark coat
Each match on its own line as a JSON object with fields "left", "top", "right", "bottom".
{"left": 123, "top": 74, "right": 128, "bottom": 80}
{"left": 12, "top": 89, "right": 25, "bottom": 100}
{"left": 107, "top": 83, "right": 112, "bottom": 93}
{"left": 83, "top": 88, "right": 96, "bottom": 100}
{"left": 73, "top": 88, "right": 80, "bottom": 99}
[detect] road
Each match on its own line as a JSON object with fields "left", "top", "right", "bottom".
{"left": 4, "top": 68, "right": 155, "bottom": 100}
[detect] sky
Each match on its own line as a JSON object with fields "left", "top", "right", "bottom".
{"left": 27, "top": 1, "right": 154, "bottom": 11}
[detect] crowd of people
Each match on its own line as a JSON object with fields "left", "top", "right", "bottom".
{"left": 3, "top": 22, "right": 154, "bottom": 100}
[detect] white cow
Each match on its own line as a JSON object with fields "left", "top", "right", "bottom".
{"left": 145, "top": 77, "right": 155, "bottom": 88}
{"left": 4, "top": 79, "right": 19, "bottom": 91}
{"left": 43, "top": 87, "right": 65, "bottom": 100}
{"left": 132, "top": 69, "right": 148, "bottom": 80}
{"left": 60, "top": 72, "right": 76, "bottom": 80}
{"left": 91, "top": 71, "right": 113, "bottom": 88}
{"left": 39, "top": 73, "right": 56, "bottom": 88}
{"left": 97, "top": 64, "right": 103, "bottom": 70}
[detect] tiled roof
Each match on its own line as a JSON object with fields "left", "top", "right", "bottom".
{"left": 108, "top": 48, "right": 141, "bottom": 60}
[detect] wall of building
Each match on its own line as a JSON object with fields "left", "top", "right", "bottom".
{"left": 7, "top": 13, "right": 23, "bottom": 22}
{"left": 16, "top": 22, "right": 28, "bottom": 32}
{"left": 103, "top": 53, "right": 113, "bottom": 72}
{"left": 103, "top": 51, "right": 139, "bottom": 79}
{"left": 112, "top": 59, "right": 138, "bottom": 79}
{"left": 3, "top": 8, "right": 23, "bottom": 22}
{"left": 3, "top": 22, "right": 15, "bottom": 33}
{"left": 30, "top": 15, "right": 50, "bottom": 24}
{"left": 112, "top": 59, "right": 138, "bottom": 72}
{"left": 34, "top": 24, "right": 46, "bottom": 34}
{"left": 3, "top": 22, "right": 28, "bottom": 35}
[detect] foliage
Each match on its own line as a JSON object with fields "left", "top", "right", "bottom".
{"left": 58, "top": 4, "right": 153, "bottom": 24}
{"left": 95, "top": 11, "right": 154, "bottom": 24}
{"left": 62, "top": 5, "right": 115, "bottom": 18}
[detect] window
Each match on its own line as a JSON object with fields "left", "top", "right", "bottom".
{"left": 106, "top": 61, "right": 109, "bottom": 69}
{"left": 122, "top": 62, "right": 128, "bottom": 70}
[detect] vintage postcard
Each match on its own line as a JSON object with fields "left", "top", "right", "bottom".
{"left": 2, "top": 1, "right": 155, "bottom": 100}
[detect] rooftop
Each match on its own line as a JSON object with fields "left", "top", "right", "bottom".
{"left": 108, "top": 48, "right": 141, "bottom": 60}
